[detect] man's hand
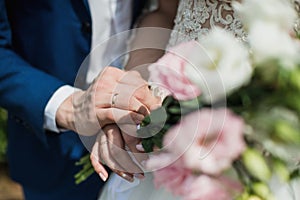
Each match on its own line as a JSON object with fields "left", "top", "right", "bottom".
{"left": 56, "top": 66, "right": 158, "bottom": 136}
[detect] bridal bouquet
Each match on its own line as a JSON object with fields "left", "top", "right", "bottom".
{"left": 136, "top": 0, "right": 300, "bottom": 199}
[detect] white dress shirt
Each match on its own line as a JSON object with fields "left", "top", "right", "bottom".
{"left": 44, "top": 0, "right": 132, "bottom": 132}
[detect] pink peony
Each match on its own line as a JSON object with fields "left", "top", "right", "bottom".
{"left": 148, "top": 42, "right": 201, "bottom": 101}
{"left": 163, "top": 108, "right": 246, "bottom": 175}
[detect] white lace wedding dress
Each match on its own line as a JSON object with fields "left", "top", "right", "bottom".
{"left": 98, "top": 0, "right": 300, "bottom": 199}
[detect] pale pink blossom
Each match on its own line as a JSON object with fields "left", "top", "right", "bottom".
{"left": 148, "top": 42, "right": 201, "bottom": 101}
{"left": 183, "top": 175, "right": 242, "bottom": 200}
{"left": 152, "top": 164, "right": 242, "bottom": 200}
{"left": 163, "top": 108, "right": 246, "bottom": 175}
{"left": 151, "top": 158, "right": 192, "bottom": 196}
{"left": 146, "top": 153, "right": 177, "bottom": 171}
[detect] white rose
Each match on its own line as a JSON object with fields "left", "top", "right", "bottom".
{"left": 233, "top": 0, "right": 297, "bottom": 31}
{"left": 249, "top": 21, "right": 300, "bottom": 69}
{"left": 184, "top": 28, "right": 253, "bottom": 104}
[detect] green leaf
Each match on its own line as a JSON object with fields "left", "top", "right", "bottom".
{"left": 149, "top": 107, "right": 168, "bottom": 124}
{"left": 290, "top": 168, "right": 300, "bottom": 180}
{"left": 290, "top": 68, "right": 300, "bottom": 91}
{"left": 168, "top": 106, "right": 181, "bottom": 115}
{"left": 168, "top": 115, "right": 181, "bottom": 124}
{"left": 137, "top": 126, "right": 151, "bottom": 138}
{"left": 162, "top": 96, "right": 174, "bottom": 108}
{"left": 142, "top": 139, "right": 154, "bottom": 153}
{"left": 180, "top": 97, "right": 201, "bottom": 109}
{"left": 141, "top": 115, "right": 151, "bottom": 126}
{"left": 152, "top": 136, "right": 163, "bottom": 149}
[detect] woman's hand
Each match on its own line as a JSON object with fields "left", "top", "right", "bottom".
{"left": 90, "top": 124, "right": 148, "bottom": 182}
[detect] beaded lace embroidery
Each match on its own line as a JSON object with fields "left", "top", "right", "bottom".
{"left": 168, "top": 0, "right": 247, "bottom": 47}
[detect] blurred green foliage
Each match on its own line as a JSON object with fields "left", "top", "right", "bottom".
{"left": 0, "top": 107, "right": 7, "bottom": 163}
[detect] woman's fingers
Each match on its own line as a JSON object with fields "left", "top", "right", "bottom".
{"left": 96, "top": 130, "right": 135, "bottom": 182}
{"left": 90, "top": 154, "right": 109, "bottom": 182}
{"left": 96, "top": 66, "right": 125, "bottom": 83}
{"left": 105, "top": 125, "right": 144, "bottom": 175}
{"left": 94, "top": 92, "right": 149, "bottom": 116}
{"left": 97, "top": 125, "right": 145, "bottom": 182}
{"left": 121, "top": 130, "right": 149, "bottom": 169}
{"left": 98, "top": 68, "right": 159, "bottom": 114}
{"left": 90, "top": 124, "right": 148, "bottom": 182}
{"left": 135, "top": 87, "right": 162, "bottom": 111}
{"left": 90, "top": 138, "right": 109, "bottom": 182}
{"left": 117, "top": 71, "right": 161, "bottom": 111}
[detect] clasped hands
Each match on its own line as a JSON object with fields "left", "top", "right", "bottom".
{"left": 56, "top": 66, "right": 160, "bottom": 182}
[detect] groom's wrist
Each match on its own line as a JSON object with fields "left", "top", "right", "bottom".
{"left": 55, "top": 90, "right": 84, "bottom": 132}
{"left": 44, "top": 85, "right": 81, "bottom": 133}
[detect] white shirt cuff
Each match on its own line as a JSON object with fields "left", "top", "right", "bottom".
{"left": 44, "top": 85, "right": 81, "bottom": 133}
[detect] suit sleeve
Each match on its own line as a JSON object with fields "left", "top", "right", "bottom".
{"left": 0, "top": 0, "right": 66, "bottom": 144}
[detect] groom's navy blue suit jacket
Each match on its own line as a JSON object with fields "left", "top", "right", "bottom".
{"left": 0, "top": 0, "right": 145, "bottom": 199}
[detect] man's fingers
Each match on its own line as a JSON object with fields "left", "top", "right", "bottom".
{"left": 97, "top": 66, "right": 125, "bottom": 82}
{"left": 119, "top": 70, "right": 148, "bottom": 87}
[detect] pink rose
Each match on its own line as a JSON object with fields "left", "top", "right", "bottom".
{"left": 163, "top": 108, "right": 246, "bottom": 175}
{"left": 148, "top": 42, "right": 201, "bottom": 101}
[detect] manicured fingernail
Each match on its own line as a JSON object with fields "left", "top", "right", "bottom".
{"left": 99, "top": 172, "right": 107, "bottom": 182}
{"left": 136, "top": 144, "right": 145, "bottom": 152}
{"left": 135, "top": 115, "right": 144, "bottom": 124}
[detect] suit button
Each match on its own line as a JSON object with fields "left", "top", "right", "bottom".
{"left": 82, "top": 21, "right": 91, "bottom": 33}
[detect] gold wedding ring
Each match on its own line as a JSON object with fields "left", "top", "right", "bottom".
{"left": 116, "top": 171, "right": 134, "bottom": 183}
{"left": 111, "top": 93, "right": 118, "bottom": 108}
